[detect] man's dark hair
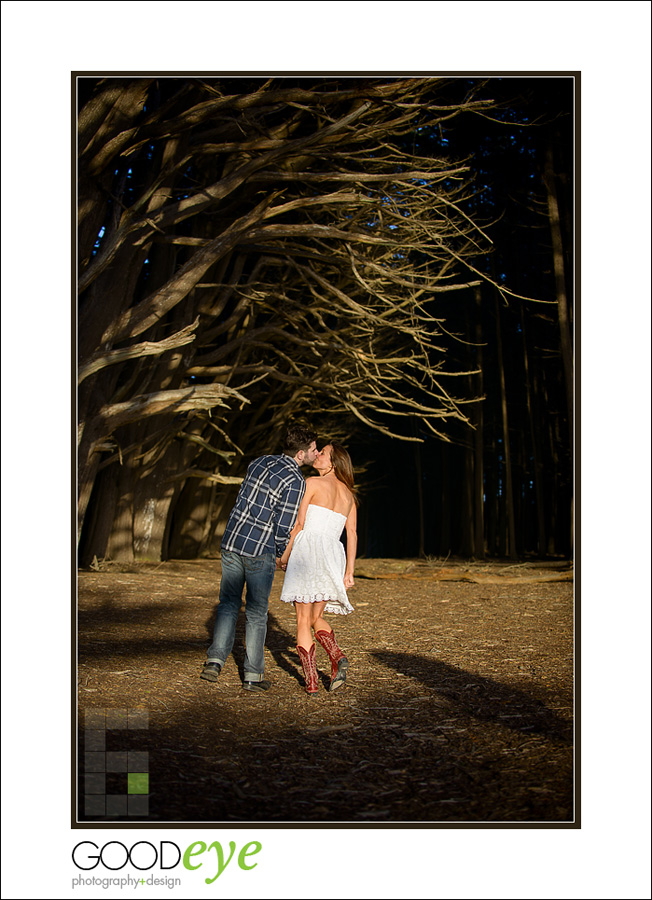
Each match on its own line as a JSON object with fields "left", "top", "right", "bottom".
{"left": 283, "top": 424, "right": 318, "bottom": 456}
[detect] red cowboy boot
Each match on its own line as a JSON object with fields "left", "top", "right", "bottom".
{"left": 315, "top": 628, "right": 349, "bottom": 691}
{"left": 296, "top": 643, "right": 319, "bottom": 695}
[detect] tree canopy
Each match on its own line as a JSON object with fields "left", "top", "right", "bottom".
{"left": 78, "top": 76, "right": 518, "bottom": 562}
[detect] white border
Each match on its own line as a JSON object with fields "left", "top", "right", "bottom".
{"left": 2, "top": 2, "right": 651, "bottom": 898}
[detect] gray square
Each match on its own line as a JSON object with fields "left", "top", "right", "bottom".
{"left": 85, "top": 730, "right": 106, "bottom": 751}
{"left": 128, "top": 795, "right": 149, "bottom": 816}
{"left": 85, "top": 752, "right": 106, "bottom": 773}
{"left": 105, "top": 751, "right": 128, "bottom": 772}
{"left": 106, "top": 794, "right": 128, "bottom": 817}
{"left": 105, "top": 709, "right": 128, "bottom": 729}
{"left": 85, "top": 773, "right": 106, "bottom": 794}
{"left": 128, "top": 709, "right": 149, "bottom": 729}
{"left": 128, "top": 751, "right": 149, "bottom": 772}
{"left": 85, "top": 708, "right": 105, "bottom": 730}
{"left": 85, "top": 795, "right": 106, "bottom": 816}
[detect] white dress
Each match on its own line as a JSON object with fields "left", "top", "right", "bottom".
{"left": 280, "top": 505, "right": 354, "bottom": 615}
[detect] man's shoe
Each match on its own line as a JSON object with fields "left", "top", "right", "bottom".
{"left": 200, "top": 662, "right": 222, "bottom": 682}
{"left": 242, "top": 680, "right": 271, "bottom": 692}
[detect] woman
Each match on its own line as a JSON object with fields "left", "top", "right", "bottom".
{"left": 280, "top": 443, "right": 358, "bottom": 694}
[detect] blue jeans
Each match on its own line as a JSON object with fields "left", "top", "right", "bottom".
{"left": 207, "top": 549, "right": 276, "bottom": 681}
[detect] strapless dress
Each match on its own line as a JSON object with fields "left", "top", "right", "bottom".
{"left": 280, "top": 504, "right": 353, "bottom": 615}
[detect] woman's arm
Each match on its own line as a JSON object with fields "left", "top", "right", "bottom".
{"left": 343, "top": 502, "right": 358, "bottom": 589}
{"left": 280, "top": 478, "right": 316, "bottom": 567}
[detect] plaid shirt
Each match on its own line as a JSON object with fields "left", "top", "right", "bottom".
{"left": 221, "top": 454, "right": 306, "bottom": 558}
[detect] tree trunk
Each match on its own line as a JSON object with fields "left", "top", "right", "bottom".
{"left": 541, "top": 371, "right": 560, "bottom": 556}
{"left": 487, "top": 437, "right": 499, "bottom": 557}
{"left": 461, "top": 444, "right": 474, "bottom": 558}
{"left": 495, "top": 296, "right": 517, "bottom": 559}
{"left": 106, "top": 458, "right": 137, "bottom": 561}
{"left": 520, "top": 307, "right": 547, "bottom": 556}
{"left": 77, "top": 464, "right": 120, "bottom": 566}
{"left": 169, "top": 478, "right": 215, "bottom": 559}
{"left": 414, "top": 443, "right": 426, "bottom": 558}
{"left": 473, "top": 287, "right": 485, "bottom": 559}
{"left": 544, "top": 144, "right": 573, "bottom": 431}
{"left": 439, "top": 442, "right": 451, "bottom": 555}
{"left": 132, "top": 442, "right": 183, "bottom": 561}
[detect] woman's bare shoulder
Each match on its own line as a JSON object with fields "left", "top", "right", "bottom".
{"left": 333, "top": 482, "right": 354, "bottom": 517}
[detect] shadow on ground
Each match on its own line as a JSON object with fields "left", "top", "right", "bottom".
{"left": 371, "top": 650, "right": 572, "bottom": 744}
{"left": 77, "top": 565, "right": 575, "bottom": 825}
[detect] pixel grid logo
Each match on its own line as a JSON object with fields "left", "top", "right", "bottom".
{"left": 83, "top": 708, "right": 149, "bottom": 817}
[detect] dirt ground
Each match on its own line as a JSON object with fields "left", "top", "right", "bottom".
{"left": 77, "top": 557, "right": 575, "bottom": 825}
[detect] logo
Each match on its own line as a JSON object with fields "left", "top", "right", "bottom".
{"left": 83, "top": 708, "right": 149, "bottom": 818}
{"left": 72, "top": 840, "right": 263, "bottom": 885}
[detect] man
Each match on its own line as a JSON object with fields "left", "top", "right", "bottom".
{"left": 201, "top": 424, "right": 318, "bottom": 691}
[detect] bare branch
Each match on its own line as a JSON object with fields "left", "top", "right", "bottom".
{"left": 79, "top": 317, "right": 200, "bottom": 383}
{"left": 95, "top": 384, "right": 249, "bottom": 438}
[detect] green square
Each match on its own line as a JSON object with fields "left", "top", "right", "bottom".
{"left": 127, "top": 773, "right": 149, "bottom": 794}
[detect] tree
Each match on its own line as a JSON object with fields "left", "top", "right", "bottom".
{"left": 77, "top": 76, "right": 500, "bottom": 563}
{"left": 350, "top": 78, "right": 574, "bottom": 560}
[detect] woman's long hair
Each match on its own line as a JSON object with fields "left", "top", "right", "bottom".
{"left": 329, "top": 443, "right": 359, "bottom": 506}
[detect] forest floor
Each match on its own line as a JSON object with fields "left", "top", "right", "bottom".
{"left": 77, "top": 557, "right": 575, "bottom": 825}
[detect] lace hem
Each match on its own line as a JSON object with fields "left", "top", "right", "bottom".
{"left": 280, "top": 594, "right": 353, "bottom": 614}
{"left": 281, "top": 593, "right": 340, "bottom": 604}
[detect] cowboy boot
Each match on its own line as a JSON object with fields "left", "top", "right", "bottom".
{"left": 296, "top": 643, "right": 319, "bottom": 695}
{"left": 315, "top": 628, "right": 349, "bottom": 691}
